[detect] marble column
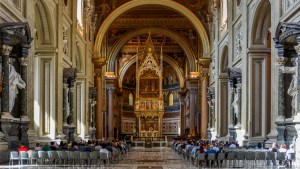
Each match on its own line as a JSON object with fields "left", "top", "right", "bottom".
{"left": 18, "top": 56, "right": 29, "bottom": 120}
{"left": 274, "top": 44, "right": 286, "bottom": 120}
{"left": 1, "top": 45, "right": 12, "bottom": 118}
{"left": 69, "top": 81, "right": 75, "bottom": 126}
{"left": 107, "top": 87, "right": 114, "bottom": 140}
{"left": 236, "top": 82, "right": 242, "bottom": 127}
{"left": 62, "top": 81, "right": 69, "bottom": 125}
{"left": 188, "top": 87, "right": 197, "bottom": 136}
{"left": 201, "top": 76, "right": 209, "bottom": 139}
{"left": 95, "top": 70, "right": 103, "bottom": 139}
{"left": 179, "top": 97, "right": 185, "bottom": 136}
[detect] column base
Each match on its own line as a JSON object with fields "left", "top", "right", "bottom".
{"left": 55, "top": 132, "right": 66, "bottom": 140}
{"left": 27, "top": 129, "right": 38, "bottom": 149}
{"left": 265, "top": 129, "right": 278, "bottom": 148}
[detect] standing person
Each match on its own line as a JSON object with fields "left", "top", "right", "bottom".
{"left": 18, "top": 143, "right": 28, "bottom": 152}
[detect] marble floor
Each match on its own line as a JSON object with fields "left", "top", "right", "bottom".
{"left": 0, "top": 147, "right": 295, "bottom": 168}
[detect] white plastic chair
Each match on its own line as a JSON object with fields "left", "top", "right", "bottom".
{"left": 89, "top": 151, "right": 98, "bottom": 166}
{"left": 9, "top": 151, "right": 20, "bottom": 165}
{"left": 68, "top": 151, "right": 79, "bottom": 166}
{"left": 99, "top": 152, "right": 110, "bottom": 166}
{"left": 58, "top": 151, "right": 69, "bottom": 165}
{"left": 20, "top": 152, "right": 30, "bottom": 165}
{"left": 30, "top": 151, "right": 39, "bottom": 165}
{"left": 38, "top": 151, "right": 49, "bottom": 164}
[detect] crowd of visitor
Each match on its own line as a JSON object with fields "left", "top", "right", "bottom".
{"left": 170, "top": 139, "right": 295, "bottom": 167}
{"left": 16, "top": 139, "right": 131, "bottom": 165}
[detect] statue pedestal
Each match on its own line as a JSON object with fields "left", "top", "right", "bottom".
{"left": 88, "top": 127, "right": 96, "bottom": 141}
{"left": 63, "top": 125, "right": 70, "bottom": 141}
{"left": 0, "top": 118, "right": 29, "bottom": 150}
{"left": 265, "top": 129, "right": 278, "bottom": 148}
{"left": 229, "top": 126, "right": 245, "bottom": 146}
{"left": 206, "top": 128, "right": 217, "bottom": 141}
{"left": 27, "top": 129, "right": 38, "bottom": 149}
{"left": 228, "top": 126, "right": 237, "bottom": 142}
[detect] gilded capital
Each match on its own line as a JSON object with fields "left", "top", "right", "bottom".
{"left": 2, "top": 45, "right": 12, "bottom": 56}
{"left": 93, "top": 58, "right": 106, "bottom": 68}
{"left": 200, "top": 71, "right": 209, "bottom": 80}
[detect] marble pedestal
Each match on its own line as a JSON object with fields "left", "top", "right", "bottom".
{"left": 229, "top": 126, "right": 245, "bottom": 146}
{"left": 63, "top": 124, "right": 76, "bottom": 141}
{"left": 88, "top": 127, "right": 96, "bottom": 141}
{"left": 206, "top": 128, "right": 217, "bottom": 141}
{"left": 0, "top": 118, "right": 29, "bottom": 150}
{"left": 228, "top": 126, "right": 237, "bottom": 142}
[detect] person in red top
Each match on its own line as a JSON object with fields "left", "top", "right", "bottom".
{"left": 18, "top": 143, "right": 28, "bottom": 152}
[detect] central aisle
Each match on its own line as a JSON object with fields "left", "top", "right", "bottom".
{"left": 109, "top": 147, "right": 196, "bottom": 169}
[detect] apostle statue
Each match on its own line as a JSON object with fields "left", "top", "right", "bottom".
{"left": 9, "top": 64, "right": 26, "bottom": 113}
{"left": 279, "top": 58, "right": 298, "bottom": 116}
{"left": 232, "top": 89, "right": 240, "bottom": 126}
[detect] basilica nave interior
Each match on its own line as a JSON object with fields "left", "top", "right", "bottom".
{"left": 1, "top": 0, "right": 300, "bottom": 166}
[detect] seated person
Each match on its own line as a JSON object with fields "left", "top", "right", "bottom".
{"left": 42, "top": 143, "right": 51, "bottom": 151}
{"left": 34, "top": 143, "right": 42, "bottom": 151}
{"left": 285, "top": 144, "right": 295, "bottom": 167}
{"left": 83, "top": 144, "right": 92, "bottom": 152}
{"left": 18, "top": 143, "right": 28, "bottom": 152}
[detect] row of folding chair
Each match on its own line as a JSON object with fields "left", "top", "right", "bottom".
{"left": 171, "top": 146, "right": 296, "bottom": 168}
{"left": 9, "top": 150, "right": 120, "bottom": 166}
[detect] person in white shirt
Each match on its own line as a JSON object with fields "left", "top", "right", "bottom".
{"left": 34, "top": 143, "right": 42, "bottom": 151}
{"left": 285, "top": 144, "right": 295, "bottom": 167}
{"left": 228, "top": 142, "right": 237, "bottom": 148}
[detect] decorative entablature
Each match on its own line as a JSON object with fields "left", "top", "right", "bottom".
{"left": 275, "top": 22, "right": 300, "bottom": 45}
{"left": 0, "top": 22, "right": 32, "bottom": 46}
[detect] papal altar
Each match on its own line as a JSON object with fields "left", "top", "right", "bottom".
{"left": 134, "top": 33, "right": 164, "bottom": 138}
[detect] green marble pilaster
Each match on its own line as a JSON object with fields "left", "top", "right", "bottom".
{"left": 1, "top": 45, "right": 12, "bottom": 117}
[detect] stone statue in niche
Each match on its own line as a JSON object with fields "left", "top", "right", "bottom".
{"left": 279, "top": 58, "right": 298, "bottom": 116}
{"left": 232, "top": 89, "right": 240, "bottom": 126}
{"left": 62, "top": 26, "right": 68, "bottom": 56}
{"left": 9, "top": 64, "right": 26, "bottom": 113}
